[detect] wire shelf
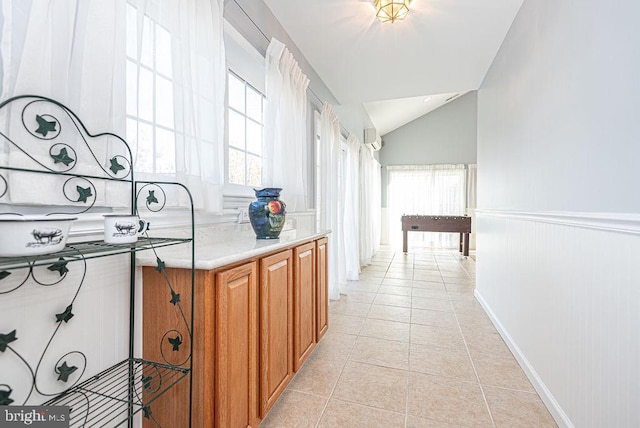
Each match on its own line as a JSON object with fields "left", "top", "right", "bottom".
{"left": 44, "top": 358, "right": 189, "bottom": 427}
{"left": 0, "top": 237, "right": 191, "bottom": 271}
{"left": 0, "top": 96, "right": 196, "bottom": 426}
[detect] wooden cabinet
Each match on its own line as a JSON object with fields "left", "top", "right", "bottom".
{"left": 142, "top": 267, "right": 214, "bottom": 428}
{"left": 259, "top": 249, "right": 294, "bottom": 417}
{"left": 293, "top": 242, "right": 316, "bottom": 371}
{"left": 215, "top": 262, "right": 259, "bottom": 428}
{"left": 316, "top": 237, "right": 329, "bottom": 341}
{"left": 143, "top": 237, "right": 327, "bottom": 427}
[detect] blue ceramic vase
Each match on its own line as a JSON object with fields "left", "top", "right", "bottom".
{"left": 248, "top": 188, "right": 287, "bottom": 239}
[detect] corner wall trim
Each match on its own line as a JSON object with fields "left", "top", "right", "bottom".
{"left": 474, "top": 289, "right": 574, "bottom": 428}
{"left": 475, "top": 209, "right": 640, "bottom": 235}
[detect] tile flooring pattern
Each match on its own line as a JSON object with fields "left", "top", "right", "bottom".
{"left": 260, "top": 247, "right": 557, "bottom": 427}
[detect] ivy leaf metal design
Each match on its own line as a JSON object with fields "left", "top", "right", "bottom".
{"left": 51, "top": 147, "right": 75, "bottom": 166}
{"left": 35, "top": 114, "right": 57, "bottom": 137}
{"left": 169, "top": 290, "right": 181, "bottom": 306}
{"left": 109, "top": 157, "right": 125, "bottom": 175}
{"left": 76, "top": 186, "right": 93, "bottom": 203}
{"left": 55, "top": 304, "right": 74, "bottom": 323}
{"left": 0, "top": 388, "right": 13, "bottom": 405}
{"left": 155, "top": 257, "right": 165, "bottom": 273}
{"left": 147, "top": 190, "right": 159, "bottom": 205}
{"left": 47, "top": 258, "right": 69, "bottom": 277}
{"left": 56, "top": 361, "right": 78, "bottom": 382}
{"left": 143, "top": 405, "right": 152, "bottom": 419}
{"left": 168, "top": 335, "right": 182, "bottom": 352}
{"left": 0, "top": 271, "right": 11, "bottom": 281}
{"left": 142, "top": 375, "right": 153, "bottom": 390}
{"left": 0, "top": 330, "right": 17, "bottom": 352}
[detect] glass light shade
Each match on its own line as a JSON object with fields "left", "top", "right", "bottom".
{"left": 375, "top": 0, "right": 411, "bottom": 23}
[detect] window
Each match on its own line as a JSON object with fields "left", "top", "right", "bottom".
{"left": 125, "top": 3, "right": 175, "bottom": 174}
{"left": 223, "top": 20, "right": 266, "bottom": 202}
{"left": 122, "top": 1, "right": 227, "bottom": 213}
{"left": 227, "top": 71, "right": 264, "bottom": 187}
{"left": 387, "top": 164, "right": 466, "bottom": 248}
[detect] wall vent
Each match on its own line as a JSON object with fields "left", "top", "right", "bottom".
{"left": 364, "top": 128, "right": 382, "bottom": 151}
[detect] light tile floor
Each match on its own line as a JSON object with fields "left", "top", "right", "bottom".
{"left": 260, "top": 247, "right": 557, "bottom": 428}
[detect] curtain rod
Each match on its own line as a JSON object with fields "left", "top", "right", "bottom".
{"left": 231, "top": 0, "right": 350, "bottom": 138}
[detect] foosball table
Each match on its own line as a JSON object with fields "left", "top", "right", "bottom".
{"left": 401, "top": 215, "right": 472, "bottom": 256}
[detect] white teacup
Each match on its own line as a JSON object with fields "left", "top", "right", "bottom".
{"left": 103, "top": 215, "right": 149, "bottom": 244}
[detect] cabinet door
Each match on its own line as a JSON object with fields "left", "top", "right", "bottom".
{"left": 316, "top": 238, "right": 329, "bottom": 341}
{"left": 215, "top": 261, "right": 259, "bottom": 428}
{"left": 293, "top": 242, "right": 316, "bottom": 372}
{"left": 260, "top": 249, "right": 293, "bottom": 417}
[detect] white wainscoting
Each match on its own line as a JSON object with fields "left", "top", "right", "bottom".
{"left": 475, "top": 210, "right": 640, "bottom": 428}
{"left": 0, "top": 255, "right": 130, "bottom": 405}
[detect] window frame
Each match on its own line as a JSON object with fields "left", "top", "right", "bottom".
{"left": 314, "top": 110, "right": 321, "bottom": 229}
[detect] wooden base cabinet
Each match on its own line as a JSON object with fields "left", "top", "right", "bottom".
{"left": 259, "top": 249, "right": 294, "bottom": 417}
{"left": 316, "top": 237, "right": 329, "bottom": 341}
{"left": 293, "top": 242, "right": 316, "bottom": 371}
{"left": 143, "top": 237, "right": 328, "bottom": 427}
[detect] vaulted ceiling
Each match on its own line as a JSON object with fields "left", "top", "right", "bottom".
{"left": 263, "top": 0, "right": 523, "bottom": 135}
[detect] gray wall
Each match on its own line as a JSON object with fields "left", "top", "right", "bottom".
{"left": 379, "top": 91, "right": 478, "bottom": 206}
{"left": 478, "top": 1, "right": 640, "bottom": 213}
{"left": 476, "top": 1, "right": 640, "bottom": 426}
{"left": 224, "top": 0, "right": 337, "bottom": 109}
{"left": 224, "top": 0, "right": 375, "bottom": 137}
{"left": 224, "top": 0, "right": 377, "bottom": 208}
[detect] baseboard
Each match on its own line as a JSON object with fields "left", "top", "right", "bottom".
{"left": 474, "top": 289, "right": 574, "bottom": 428}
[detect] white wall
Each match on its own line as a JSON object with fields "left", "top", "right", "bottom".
{"left": 477, "top": 1, "right": 640, "bottom": 427}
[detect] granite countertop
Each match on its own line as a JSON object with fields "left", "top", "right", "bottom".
{"left": 136, "top": 227, "right": 330, "bottom": 271}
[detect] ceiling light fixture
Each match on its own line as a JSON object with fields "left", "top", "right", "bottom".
{"left": 374, "top": 0, "right": 412, "bottom": 23}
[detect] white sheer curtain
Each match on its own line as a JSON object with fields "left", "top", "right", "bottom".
{"left": 128, "top": 0, "right": 226, "bottom": 212}
{"left": 263, "top": 38, "right": 310, "bottom": 212}
{"left": 387, "top": 164, "right": 466, "bottom": 248}
{"left": 1, "top": 0, "right": 227, "bottom": 212}
{"left": 318, "top": 104, "right": 346, "bottom": 300}
{"left": 466, "top": 164, "right": 477, "bottom": 250}
{"left": 343, "top": 133, "right": 361, "bottom": 281}
{"left": 0, "top": 1, "right": 127, "bottom": 208}
{"left": 359, "top": 146, "right": 381, "bottom": 266}
{"left": 1, "top": 1, "right": 125, "bottom": 125}
{"left": 1, "top": 1, "right": 125, "bottom": 137}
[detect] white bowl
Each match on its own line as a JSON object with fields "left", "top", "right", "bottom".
{"left": 103, "top": 214, "right": 140, "bottom": 244}
{"left": 0, "top": 215, "right": 77, "bottom": 257}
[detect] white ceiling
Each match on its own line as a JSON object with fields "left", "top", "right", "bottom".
{"left": 263, "top": 0, "right": 523, "bottom": 135}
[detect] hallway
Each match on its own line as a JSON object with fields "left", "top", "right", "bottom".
{"left": 260, "top": 247, "right": 557, "bottom": 427}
